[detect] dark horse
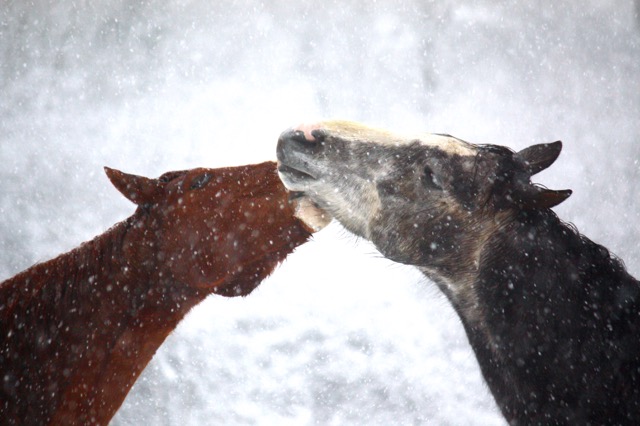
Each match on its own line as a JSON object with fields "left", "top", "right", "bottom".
{"left": 277, "top": 121, "right": 640, "bottom": 425}
{"left": 0, "top": 161, "right": 321, "bottom": 425}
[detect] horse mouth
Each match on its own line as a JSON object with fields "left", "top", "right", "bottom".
{"left": 277, "top": 167, "right": 331, "bottom": 232}
{"left": 277, "top": 163, "right": 316, "bottom": 187}
{"left": 287, "top": 190, "right": 308, "bottom": 201}
{"left": 277, "top": 130, "right": 330, "bottom": 231}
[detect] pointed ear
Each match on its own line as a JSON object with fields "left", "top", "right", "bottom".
{"left": 516, "top": 141, "right": 563, "bottom": 176}
{"left": 514, "top": 186, "right": 572, "bottom": 210}
{"left": 104, "top": 167, "right": 161, "bottom": 206}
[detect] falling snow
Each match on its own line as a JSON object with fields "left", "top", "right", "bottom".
{"left": 1, "top": 1, "right": 640, "bottom": 425}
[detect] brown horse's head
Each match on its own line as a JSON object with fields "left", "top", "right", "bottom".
{"left": 105, "top": 161, "right": 317, "bottom": 297}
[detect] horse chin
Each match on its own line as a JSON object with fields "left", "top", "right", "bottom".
{"left": 289, "top": 192, "right": 332, "bottom": 232}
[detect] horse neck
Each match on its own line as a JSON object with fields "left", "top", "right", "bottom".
{"left": 1, "top": 217, "right": 130, "bottom": 323}
{"left": 447, "top": 209, "right": 638, "bottom": 421}
{"left": 475, "top": 208, "right": 631, "bottom": 326}
{"left": 1, "top": 214, "right": 205, "bottom": 425}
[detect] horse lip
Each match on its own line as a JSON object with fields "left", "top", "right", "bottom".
{"left": 277, "top": 163, "right": 317, "bottom": 182}
{"left": 288, "top": 191, "right": 306, "bottom": 201}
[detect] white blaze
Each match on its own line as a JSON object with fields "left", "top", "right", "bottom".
{"left": 294, "top": 120, "right": 477, "bottom": 156}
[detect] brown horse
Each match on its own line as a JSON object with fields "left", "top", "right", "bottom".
{"left": 0, "top": 161, "right": 321, "bottom": 425}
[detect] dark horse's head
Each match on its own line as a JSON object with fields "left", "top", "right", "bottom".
{"left": 277, "top": 121, "right": 571, "bottom": 294}
{"left": 106, "top": 161, "right": 321, "bottom": 297}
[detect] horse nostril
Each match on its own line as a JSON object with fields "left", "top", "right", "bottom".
{"left": 277, "top": 128, "right": 324, "bottom": 159}
{"left": 290, "top": 129, "right": 313, "bottom": 144}
{"left": 309, "top": 129, "right": 326, "bottom": 142}
{"left": 281, "top": 128, "right": 319, "bottom": 146}
{"left": 292, "top": 123, "right": 325, "bottom": 141}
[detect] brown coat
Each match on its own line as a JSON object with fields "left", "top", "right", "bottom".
{"left": 0, "top": 161, "right": 311, "bottom": 425}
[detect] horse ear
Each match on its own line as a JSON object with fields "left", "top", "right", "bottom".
{"left": 104, "top": 167, "right": 160, "bottom": 206}
{"left": 516, "top": 141, "right": 563, "bottom": 176}
{"left": 512, "top": 185, "right": 572, "bottom": 210}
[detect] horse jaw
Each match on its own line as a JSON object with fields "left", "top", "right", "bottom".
{"left": 289, "top": 193, "right": 332, "bottom": 232}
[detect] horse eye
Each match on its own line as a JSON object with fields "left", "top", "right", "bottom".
{"left": 190, "top": 173, "right": 212, "bottom": 190}
{"left": 423, "top": 166, "right": 443, "bottom": 190}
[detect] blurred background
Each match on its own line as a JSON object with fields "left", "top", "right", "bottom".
{"left": 1, "top": 1, "right": 639, "bottom": 424}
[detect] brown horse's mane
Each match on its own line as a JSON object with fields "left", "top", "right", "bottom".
{"left": 0, "top": 209, "right": 205, "bottom": 424}
{"left": 1, "top": 216, "right": 133, "bottom": 320}
{"left": 0, "top": 216, "right": 160, "bottom": 423}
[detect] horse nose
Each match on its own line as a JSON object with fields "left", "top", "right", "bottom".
{"left": 277, "top": 126, "right": 324, "bottom": 162}
{"left": 281, "top": 128, "right": 314, "bottom": 146}
{"left": 293, "top": 123, "right": 326, "bottom": 142}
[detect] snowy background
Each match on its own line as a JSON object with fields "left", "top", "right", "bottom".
{"left": 2, "top": 1, "right": 640, "bottom": 424}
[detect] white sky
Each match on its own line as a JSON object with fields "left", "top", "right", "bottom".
{"left": 1, "top": 1, "right": 639, "bottom": 424}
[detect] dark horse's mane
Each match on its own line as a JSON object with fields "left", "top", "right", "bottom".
{"left": 476, "top": 207, "right": 640, "bottom": 423}
{"left": 520, "top": 207, "right": 633, "bottom": 284}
